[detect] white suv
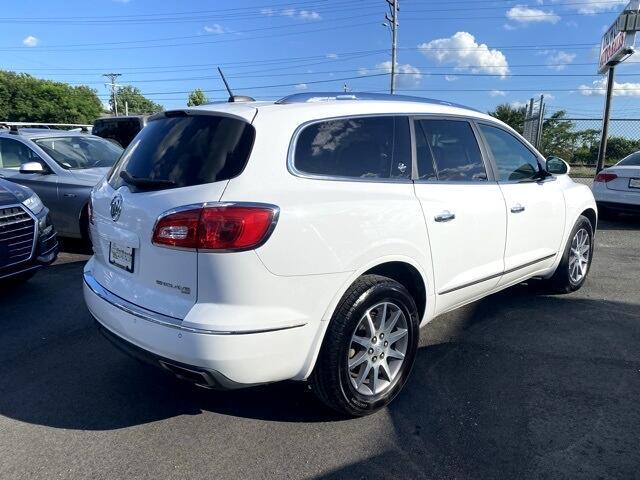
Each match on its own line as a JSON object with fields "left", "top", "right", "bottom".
{"left": 84, "top": 93, "right": 597, "bottom": 416}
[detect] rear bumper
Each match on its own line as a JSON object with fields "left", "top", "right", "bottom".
{"left": 596, "top": 200, "right": 640, "bottom": 214}
{"left": 83, "top": 269, "right": 324, "bottom": 387}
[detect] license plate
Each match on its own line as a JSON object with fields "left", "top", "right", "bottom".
{"left": 630, "top": 178, "right": 640, "bottom": 189}
{"left": 109, "top": 243, "right": 134, "bottom": 273}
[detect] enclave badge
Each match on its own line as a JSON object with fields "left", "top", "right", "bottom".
{"left": 110, "top": 194, "right": 123, "bottom": 222}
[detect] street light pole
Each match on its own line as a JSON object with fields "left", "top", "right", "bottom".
{"left": 596, "top": 66, "right": 616, "bottom": 174}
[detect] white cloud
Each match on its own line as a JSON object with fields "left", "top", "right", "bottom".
{"left": 506, "top": 6, "right": 560, "bottom": 24}
{"left": 294, "top": 83, "right": 308, "bottom": 90}
{"left": 579, "top": 78, "right": 640, "bottom": 97}
{"left": 299, "top": 10, "right": 321, "bottom": 20}
{"left": 490, "top": 90, "right": 507, "bottom": 97}
{"left": 418, "top": 32, "right": 510, "bottom": 78}
{"left": 551, "top": 0, "right": 626, "bottom": 14}
{"left": 444, "top": 75, "right": 458, "bottom": 82}
{"left": 510, "top": 101, "right": 529, "bottom": 109}
{"left": 22, "top": 35, "right": 39, "bottom": 47}
{"left": 204, "top": 24, "right": 225, "bottom": 34}
{"left": 358, "top": 62, "right": 423, "bottom": 88}
{"left": 326, "top": 53, "right": 338, "bottom": 59}
{"left": 545, "top": 50, "right": 576, "bottom": 70}
{"left": 113, "top": 0, "right": 131, "bottom": 3}
{"left": 267, "top": 8, "right": 321, "bottom": 20}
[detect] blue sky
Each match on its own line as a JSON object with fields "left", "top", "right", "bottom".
{"left": 3, "top": 0, "right": 640, "bottom": 117}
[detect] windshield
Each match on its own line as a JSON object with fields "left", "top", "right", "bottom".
{"left": 618, "top": 152, "right": 640, "bottom": 166}
{"left": 33, "top": 136, "right": 123, "bottom": 170}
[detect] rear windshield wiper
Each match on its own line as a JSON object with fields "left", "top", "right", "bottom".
{"left": 120, "top": 171, "right": 176, "bottom": 191}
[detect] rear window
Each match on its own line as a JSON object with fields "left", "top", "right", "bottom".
{"left": 618, "top": 152, "right": 640, "bottom": 166}
{"left": 293, "top": 116, "right": 411, "bottom": 180}
{"left": 108, "top": 114, "right": 255, "bottom": 191}
{"left": 93, "top": 118, "right": 144, "bottom": 149}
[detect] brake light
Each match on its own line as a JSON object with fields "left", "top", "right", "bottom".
{"left": 594, "top": 172, "right": 618, "bottom": 183}
{"left": 152, "top": 204, "right": 278, "bottom": 251}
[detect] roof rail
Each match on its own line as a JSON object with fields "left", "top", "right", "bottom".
{"left": 275, "top": 92, "right": 478, "bottom": 111}
{"left": 0, "top": 121, "right": 92, "bottom": 130}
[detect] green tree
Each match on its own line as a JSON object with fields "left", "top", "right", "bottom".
{"left": 488, "top": 103, "right": 527, "bottom": 133}
{"left": 0, "top": 70, "right": 102, "bottom": 123}
{"left": 539, "top": 111, "right": 577, "bottom": 158}
{"left": 112, "top": 85, "right": 163, "bottom": 115}
{"left": 187, "top": 88, "right": 208, "bottom": 107}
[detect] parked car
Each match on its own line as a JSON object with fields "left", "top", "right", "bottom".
{"left": 0, "top": 127, "right": 123, "bottom": 241}
{"left": 0, "top": 177, "right": 58, "bottom": 283}
{"left": 83, "top": 92, "right": 597, "bottom": 416}
{"left": 92, "top": 116, "right": 147, "bottom": 149}
{"left": 592, "top": 151, "right": 640, "bottom": 217}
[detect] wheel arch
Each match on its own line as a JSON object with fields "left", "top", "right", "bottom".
{"left": 581, "top": 207, "right": 598, "bottom": 233}
{"left": 298, "top": 257, "right": 431, "bottom": 381}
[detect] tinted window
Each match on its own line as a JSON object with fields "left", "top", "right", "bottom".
{"left": 294, "top": 116, "right": 411, "bottom": 180}
{"left": 93, "top": 118, "right": 144, "bottom": 149}
{"left": 618, "top": 152, "right": 640, "bottom": 166}
{"left": 109, "top": 114, "right": 255, "bottom": 190}
{"left": 0, "top": 138, "right": 44, "bottom": 169}
{"left": 416, "top": 119, "right": 486, "bottom": 182}
{"left": 480, "top": 125, "right": 541, "bottom": 181}
{"left": 34, "top": 136, "right": 123, "bottom": 170}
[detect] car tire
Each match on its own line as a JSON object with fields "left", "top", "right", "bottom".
{"left": 310, "top": 274, "right": 420, "bottom": 417}
{"left": 545, "top": 215, "right": 594, "bottom": 294}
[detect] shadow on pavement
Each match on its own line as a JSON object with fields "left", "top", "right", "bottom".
{"left": 597, "top": 213, "right": 640, "bottom": 231}
{"left": 1, "top": 264, "right": 639, "bottom": 478}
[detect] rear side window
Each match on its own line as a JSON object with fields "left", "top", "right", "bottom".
{"left": 108, "top": 114, "right": 255, "bottom": 190}
{"left": 618, "top": 152, "right": 640, "bottom": 166}
{"left": 293, "top": 116, "right": 411, "bottom": 180}
{"left": 415, "top": 119, "right": 487, "bottom": 182}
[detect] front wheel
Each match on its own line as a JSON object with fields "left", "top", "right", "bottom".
{"left": 310, "top": 275, "right": 420, "bottom": 417}
{"left": 544, "top": 215, "right": 594, "bottom": 293}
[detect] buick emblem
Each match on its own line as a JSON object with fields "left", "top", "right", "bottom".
{"left": 110, "top": 194, "right": 123, "bottom": 222}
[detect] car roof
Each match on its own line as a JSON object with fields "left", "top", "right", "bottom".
{"left": 173, "top": 92, "right": 493, "bottom": 124}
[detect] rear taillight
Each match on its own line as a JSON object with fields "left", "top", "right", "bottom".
{"left": 152, "top": 204, "right": 278, "bottom": 251}
{"left": 594, "top": 172, "right": 618, "bottom": 183}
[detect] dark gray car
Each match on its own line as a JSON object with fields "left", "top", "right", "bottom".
{"left": 0, "top": 128, "right": 123, "bottom": 240}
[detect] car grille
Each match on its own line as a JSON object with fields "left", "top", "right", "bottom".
{"left": 0, "top": 206, "right": 36, "bottom": 267}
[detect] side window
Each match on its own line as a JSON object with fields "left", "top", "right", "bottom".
{"left": 416, "top": 119, "right": 487, "bottom": 182}
{"left": 479, "top": 124, "right": 541, "bottom": 181}
{"left": 0, "top": 138, "right": 42, "bottom": 169}
{"left": 293, "top": 116, "right": 411, "bottom": 180}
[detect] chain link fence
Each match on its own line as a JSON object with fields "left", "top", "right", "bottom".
{"left": 540, "top": 118, "right": 640, "bottom": 171}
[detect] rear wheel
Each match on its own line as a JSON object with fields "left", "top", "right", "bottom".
{"left": 544, "top": 215, "right": 594, "bottom": 293}
{"left": 310, "top": 275, "right": 420, "bottom": 417}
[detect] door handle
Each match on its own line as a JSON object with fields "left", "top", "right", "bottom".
{"left": 64, "top": 193, "right": 77, "bottom": 198}
{"left": 434, "top": 211, "right": 456, "bottom": 223}
{"left": 511, "top": 204, "right": 525, "bottom": 214}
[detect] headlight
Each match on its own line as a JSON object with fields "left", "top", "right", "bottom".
{"left": 22, "top": 193, "right": 44, "bottom": 215}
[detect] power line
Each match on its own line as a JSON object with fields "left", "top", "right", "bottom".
{"left": 103, "top": 73, "right": 122, "bottom": 116}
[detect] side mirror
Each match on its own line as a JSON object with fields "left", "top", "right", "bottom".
{"left": 546, "top": 156, "right": 570, "bottom": 175}
{"left": 19, "top": 162, "right": 45, "bottom": 174}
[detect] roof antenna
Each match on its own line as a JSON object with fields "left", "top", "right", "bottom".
{"left": 217, "top": 67, "right": 255, "bottom": 103}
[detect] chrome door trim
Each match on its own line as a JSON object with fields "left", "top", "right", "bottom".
{"left": 438, "top": 253, "right": 556, "bottom": 295}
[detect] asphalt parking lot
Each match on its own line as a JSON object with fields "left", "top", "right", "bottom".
{"left": 1, "top": 213, "right": 639, "bottom": 480}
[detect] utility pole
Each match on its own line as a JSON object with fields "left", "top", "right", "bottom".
{"left": 103, "top": 73, "right": 122, "bottom": 116}
{"left": 385, "top": 0, "right": 399, "bottom": 94}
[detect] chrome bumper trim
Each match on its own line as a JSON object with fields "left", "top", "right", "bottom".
{"left": 83, "top": 271, "right": 305, "bottom": 335}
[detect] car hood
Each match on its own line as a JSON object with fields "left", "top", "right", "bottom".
{"left": 68, "top": 167, "right": 112, "bottom": 186}
{"left": 0, "top": 178, "right": 32, "bottom": 205}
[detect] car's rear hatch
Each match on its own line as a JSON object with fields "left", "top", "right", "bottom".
{"left": 89, "top": 108, "right": 257, "bottom": 319}
{"left": 605, "top": 166, "right": 640, "bottom": 192}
